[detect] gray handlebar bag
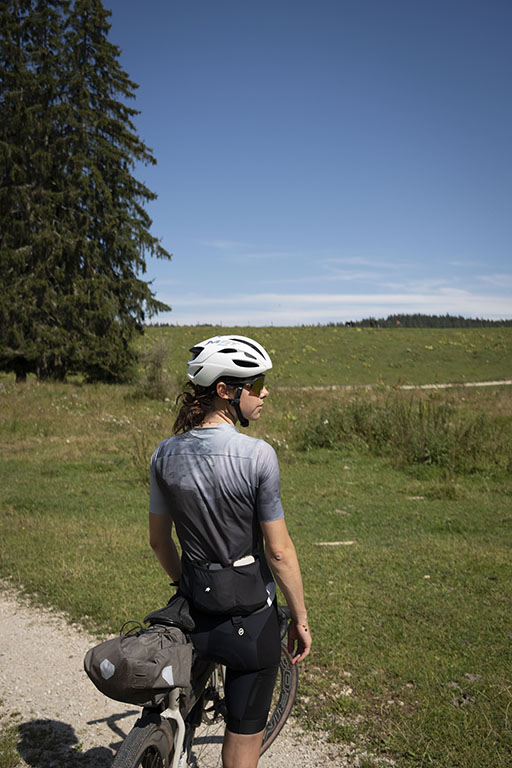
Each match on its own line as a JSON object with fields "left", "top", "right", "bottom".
{"left": 84, "top": 623, "right": 193, "bottom": 707}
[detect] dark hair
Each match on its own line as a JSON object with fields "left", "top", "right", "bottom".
{"left": 173, "top": 382, "right": 217, "bottom": 434}
{"left": 172, "top": 378, "right": 247, "bottom": 434}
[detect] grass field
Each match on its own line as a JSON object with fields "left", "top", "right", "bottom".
{"left": 1, "top": 326, "right": 511, "bottom": 767}
{"left": 141, "top": 324, "right": 512, "bottom": 387}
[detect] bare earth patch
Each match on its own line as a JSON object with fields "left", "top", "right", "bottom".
{"left": 0, "top": 585, "right": 351, "bottom": 767}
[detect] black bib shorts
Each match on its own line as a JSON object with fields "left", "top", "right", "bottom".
{"left": 189, "top": 602, "right": 281, "bottom": 735}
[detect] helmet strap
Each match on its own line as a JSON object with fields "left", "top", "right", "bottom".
{"left": 228, "top": 386, "right": 249, "bottom": 428}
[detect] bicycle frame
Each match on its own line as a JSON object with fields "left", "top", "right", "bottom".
{"left": 110, "top": 607, "right": 296, "bottom": 768}
{"left": 155, "top": 657, "right": 219, "bottom": 768}
{"left": 160, "top": 688, "right": 186, "bottom": 768}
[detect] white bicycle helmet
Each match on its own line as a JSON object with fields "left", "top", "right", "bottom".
{"left": 187, "top": 335, "right": 272, "bottom": 387}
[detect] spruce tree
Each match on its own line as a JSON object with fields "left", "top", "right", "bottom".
{"left": 0, "top": 0, "right": 71, "bottom": 380}
{"left": 0, "top": 0, "right": 171, "bottom": 382}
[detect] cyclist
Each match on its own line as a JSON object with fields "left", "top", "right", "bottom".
{"left": 148, "top": 334, "right": 311, "bottom": 768}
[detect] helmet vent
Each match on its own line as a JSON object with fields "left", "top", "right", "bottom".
{"left": 218, "top": 347, "right": 237, "bottom": 354}
{"left": 233, "top": 360, "right": 258, "bottom": 368}
{"left": 230, "top": 339, "right": 265, "bottom": 358}
{"left": 189, "top": 346, "right": 203, "bottom": 360}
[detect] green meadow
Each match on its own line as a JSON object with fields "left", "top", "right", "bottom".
{"left": 1, "top": 326, "right": 511, "bottom": 767}
{"left": 141, "top": 324, "right": 512, "bottom": 387}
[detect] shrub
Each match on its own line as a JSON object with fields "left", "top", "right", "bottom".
{"left": 133, "top": 342, "right": 176, "bottom": 401}
{"left": 299, "top": 394, "right": 511, "bottom": 474}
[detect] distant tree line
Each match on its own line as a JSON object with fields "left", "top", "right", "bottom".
{"left": 338, "top": 314, "right": 512, "bottom": 329}
{"left": 151, "top": 316, "right": 512, "bottom": 330}
{"left": 0, "top": 0, "right": 171, "bottom": 383}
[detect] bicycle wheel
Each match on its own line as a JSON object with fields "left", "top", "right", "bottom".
{"left": 185, "top": 644, "right": 298, "bottom": 767}
{"left": 112, "top": 716, "right": 175, "bottom": 768}
{"left": 261, "top": 644, "right": 299, "bottom": 754}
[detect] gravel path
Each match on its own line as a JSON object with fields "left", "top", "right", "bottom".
{"left": 289, "top": 378, "right": 512, "bottom": 392}
{"left": 0, "top": 585, "right": 350, "bottom": 767}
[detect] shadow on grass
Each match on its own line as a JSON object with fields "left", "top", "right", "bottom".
{"left": 16, "top": 710, "right": 138, "bottom": 767}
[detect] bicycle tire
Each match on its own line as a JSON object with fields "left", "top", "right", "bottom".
{"left": 185, "top": 643, "right": 298, "bottom": 767}
{"left": 112, "top": 717, "right": 175, "bottom": 768}
{"left": 260, "top": 643, "right": 299, "bottom": 754}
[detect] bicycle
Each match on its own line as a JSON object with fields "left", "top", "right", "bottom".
{"left": 111, "top": 605, "right": 299, "bottom": 768}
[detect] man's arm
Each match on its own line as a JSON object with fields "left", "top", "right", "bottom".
{"left": 149, "top": 513, "right": 182, "bottom": 582}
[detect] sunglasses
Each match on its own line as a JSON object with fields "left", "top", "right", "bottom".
{"left": 244, "top": 375, "right": 266, "bottom": 395}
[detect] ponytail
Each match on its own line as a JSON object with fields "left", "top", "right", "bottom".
{"left": 173, "top": 382, "right": 218, "bottom": 434}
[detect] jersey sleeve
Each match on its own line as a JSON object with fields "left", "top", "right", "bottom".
{"left": 255, "top": 441, "right": 285, "bottom": 522}
{"left": 149, "top": 449, "right": 170, "bottom": 516}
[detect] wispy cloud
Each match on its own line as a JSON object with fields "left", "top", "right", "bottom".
{"left": 226, "top": 250, "right": 294, "bottom": 262}
{"left": 202, "top": 239, "right": 295, "bottom": 262}
{"left": 379, "top": 277, "right": 455, "bottom": 292}
{"left": 448, "top": 260, "right": 481, "bottom": 268}
{"left": 322, "top": 256, "right": 398, "bottom": 268}
{"left": 478, "top": 273, "right": 512, "bottom": 288}
{"left": 262, "top": 269, "right": 384, "bottom": 286}
{"left": 202, "top": 240, "right": 253, "bottom": 250}
{"left": 154, "top": 289, "right": 512, "bottom": 326}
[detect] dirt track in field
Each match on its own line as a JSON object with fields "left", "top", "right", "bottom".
{"left": 288, "top": 378, "right": 512, "bottom": 392}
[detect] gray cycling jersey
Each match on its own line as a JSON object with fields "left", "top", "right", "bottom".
{"left": 149, "top": 424, "right": 284, "bottom": 568}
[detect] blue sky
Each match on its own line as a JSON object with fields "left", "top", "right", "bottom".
{"left": 107, "top": 0, "right": 512, "bottom": 325}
